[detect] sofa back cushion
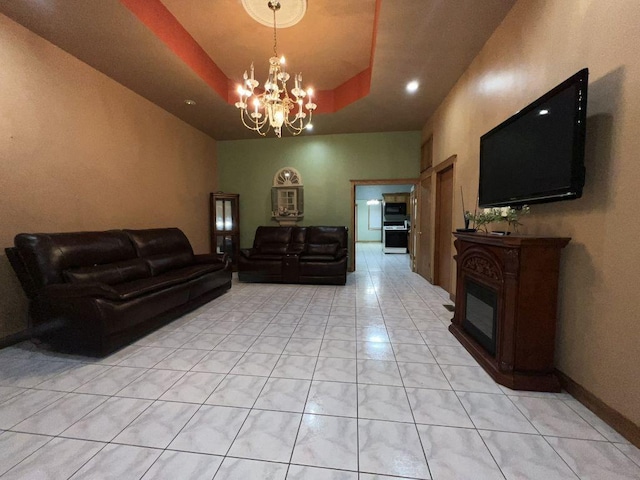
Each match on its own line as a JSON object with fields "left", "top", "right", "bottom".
{"left": 124, "top": 228, "right": 194, "bottom": 258}
{"left": 14, "top": 231, "right": 137, "bottom": 288}
{"left": 257, "top": 243, "right": 288, "bottom": 255}
{"left": 253, "top": 227, "right": 292, "bottom": 255}
{"left": 64, "top": 259, "right": 150, "bottom": 285}
{"left": 253, "top": 227, "right": 292, "bottom": 246}
{"left": 289, "top": 227, "right": 307, "bottom": 254}
{"left": 306, "top": 227, "right": 348, "bottom": 249}
{"left": 305, "top": 243, "right": 339, "bottom": 256}
{"left": 145, "top": 251, "right": 195, "bottom": 276}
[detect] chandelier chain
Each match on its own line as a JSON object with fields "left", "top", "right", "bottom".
{"left": 272, "top": 4, "right": 278, "bottom": 57}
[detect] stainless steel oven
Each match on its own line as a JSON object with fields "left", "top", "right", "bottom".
{"left": 383, "top": 221, "right": 408, "bottom": 254}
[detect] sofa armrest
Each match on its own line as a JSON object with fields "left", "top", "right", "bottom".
{"left": 5, "top": 247, "right": 39, "bottom": 299}
{"left": 194, "top": 253, "right": 231, "bottom": 271}
{"left": 43, "top": 282, "right": 120, "bottom": 300}
{"left": 240, "top": 248, "right": 256, "bottom": 259}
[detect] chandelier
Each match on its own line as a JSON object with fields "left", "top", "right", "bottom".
{"left": 235, "top": 1, "right": 317, "bottom": 137}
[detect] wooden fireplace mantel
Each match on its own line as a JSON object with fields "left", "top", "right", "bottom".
{"left": 449, "top": 232, "right": 570, "bottom": 392}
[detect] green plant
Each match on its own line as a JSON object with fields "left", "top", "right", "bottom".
{"left": 466, "top": 206, "right": 530, "bottom": 232}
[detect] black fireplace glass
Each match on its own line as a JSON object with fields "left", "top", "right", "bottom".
{"left": 463, "top": 279, "right": 497, "bottom": 356}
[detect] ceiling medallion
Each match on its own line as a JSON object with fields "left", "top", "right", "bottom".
{"left": 235, "top": 1, "right": 316, "bottom": 137}
{"left": 241, "top": 0, "right": 306, "bottom": 28}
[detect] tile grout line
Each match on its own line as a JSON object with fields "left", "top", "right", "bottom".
{"left": 387, "top": 312, "right": 433, "bottom": 480}
{"left": 504, "top": 391, "right": 583, "bottom": 478}
{"left": 284, "top": 287, "right": 331, "bottom": 478}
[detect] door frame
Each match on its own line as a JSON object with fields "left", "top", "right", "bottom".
{"left": 349, "top": 178, "right": 419, "bottom": 271}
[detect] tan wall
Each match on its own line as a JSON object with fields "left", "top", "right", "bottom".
{"left": 0, "top": 15, "right": 217, "bottom": 339}
{"left": 423, "top": 0, "right": 640, "bottom": 425}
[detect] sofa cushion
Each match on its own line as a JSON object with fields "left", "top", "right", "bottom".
{"left": 258, "top": 243, "right": 288, "bottom": 255}
{"left": 253, "top": 226, "right": 292, "bottom": 248}
{"left": 305, "top": 243, "right": 339, "bottom": 256}
{"left": 145, "top": 251, "right": 194, "bottom": 276}
{"left": 63, "top": 259, "right": 150, "bottom": 285}
{"left": 112, "top": 263, "right": 225, "bottom": 300}
{"left": 299, "top": 257, "right": 348, "bottom": 277}
{"left": 14, "top": 231, "right": 137, "bottom": 288}
{"left": 299, "top": 254, "right": 337, "bottom": 262}
{"left": 247, "top": 253, "right": 284, "bottom": 261}
{"left": 288, "top": 227, "right": 307, "bottom": 254}
{"left": 124, "top": 228, "right": 194, "bottom": 257}
{"left": 306, "top": 227, "right": 348, "bottom": 248}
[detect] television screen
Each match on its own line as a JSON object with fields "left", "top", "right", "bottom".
{"left": 479, "top": 68, "right": 588, "bottom": 208}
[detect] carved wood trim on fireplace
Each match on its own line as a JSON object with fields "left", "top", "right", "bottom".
{"left": 461, "top": 253, "right": 502, "bottom": 282}
{"left": 450, "top": 233, "right": 570, "bottom": 392}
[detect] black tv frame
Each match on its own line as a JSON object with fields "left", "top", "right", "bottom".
{"left": 478, "top": 68, "right": 588, "bottom": 208}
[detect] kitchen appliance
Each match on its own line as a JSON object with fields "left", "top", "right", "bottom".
{"left": 383, "top": 221, "right": 409, "bottom": 254}
{"left": 384, "top": 202, "right": 407, "bottom": 216}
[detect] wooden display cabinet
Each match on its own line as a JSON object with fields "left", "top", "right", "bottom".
{"left": 210, "top": 192, "right": 240, "bottom": 269}
{"left": 449, "top": 233, "right": 570, "bottom": 391}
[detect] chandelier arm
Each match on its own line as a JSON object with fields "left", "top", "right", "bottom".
{"left": 240, "top": 108, "right": 269, "bottom": 135}
{"left": 283, "top": 115, "right": 304, "bottom": 136}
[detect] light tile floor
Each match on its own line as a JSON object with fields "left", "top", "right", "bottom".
{"left": 0, "top": 242, "right": 638, "bottom": 479}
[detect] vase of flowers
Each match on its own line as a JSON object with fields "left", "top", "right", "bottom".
{"left": 465, "top": 206, "right": 530, "bottom": 233}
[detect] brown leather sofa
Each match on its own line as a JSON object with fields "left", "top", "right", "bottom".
{"left": 238, "top": 226, "right": 348, "bottom": 285}
{"left": 5, "top": 228, "right": 231, "bottom": 356}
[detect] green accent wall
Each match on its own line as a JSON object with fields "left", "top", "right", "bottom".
{"left": 218, "top": 131, "right": 420, "bottom": 248}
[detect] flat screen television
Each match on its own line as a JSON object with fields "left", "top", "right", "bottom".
{"left": 478, "top": 68, "right": 588, "bottom": 208}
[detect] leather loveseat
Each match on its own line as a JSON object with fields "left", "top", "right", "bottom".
{"left": 5, "top": 228, "right": 231, "bottom": 356}
{"left": 238, "top": 226, "right": 348, "bottom": 285}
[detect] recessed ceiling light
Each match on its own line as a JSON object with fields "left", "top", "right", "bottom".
{"left": 406, "top": 81, "right": 419, "bottom": 93}
{"left": 184, "top": 99, "right": 196, "bottom": 106}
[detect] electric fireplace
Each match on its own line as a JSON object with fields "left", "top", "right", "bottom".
{"left": 449, "top": 233, "right": 570, "bottom": 392}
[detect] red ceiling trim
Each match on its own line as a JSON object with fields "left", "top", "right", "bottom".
{"left": 332, "top": 68, "right": 372, "bottom": 112}
{"left": 120, "top": 0, "right": 381, "bottom": 113}
{"left": 119, "top": 0, "right": 228, "bottom": 99}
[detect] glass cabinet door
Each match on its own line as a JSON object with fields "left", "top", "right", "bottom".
{"left": 210, "top": 193, "right": 240, "bottom": 268}
{"left": 215, "top": 199, "right": 235, "bottom": 232}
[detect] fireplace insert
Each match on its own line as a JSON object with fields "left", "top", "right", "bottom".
{"left": 462, "top": 279, "right": 497, "bottom": 356}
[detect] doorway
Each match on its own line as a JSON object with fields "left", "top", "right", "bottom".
{"left": 349, "top": 179, "right": 419, "bottom": 271}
